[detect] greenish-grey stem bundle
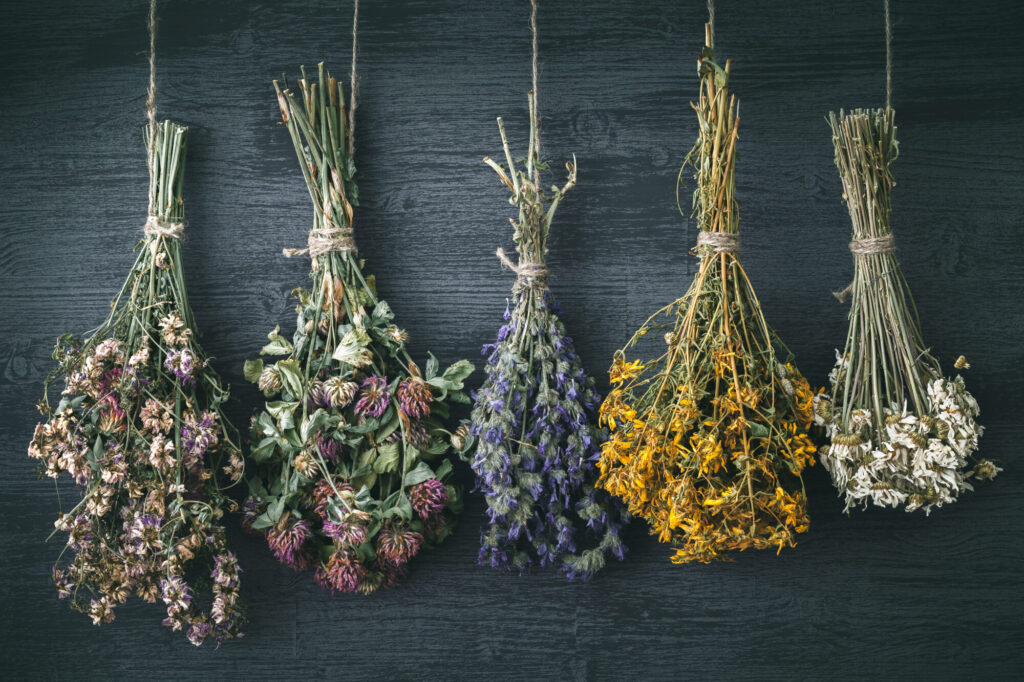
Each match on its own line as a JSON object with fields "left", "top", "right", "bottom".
{"left": 243, "top": 63, "right": 474, "bottom": 594}
{"left": 29, "top": 120, "right": 246, "bottom": 645}
{"left": 815, "top": 108, "right": 999, "bottom": 513}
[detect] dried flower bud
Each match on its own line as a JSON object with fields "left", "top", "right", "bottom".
{"left": 450, "top": 424, "right": 470, "bottom": 452}
{"left": 258, "top": 366, "right": 283, "bottom": 394}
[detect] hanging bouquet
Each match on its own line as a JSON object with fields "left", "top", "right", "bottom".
{"left": 466, "top": 98, "right": 627, "bottom": 580}
{"left": 596, "top": 40, "right": 817, "bottom": 564}
{"left": 815, "top": 108, "right": 998, "bottom": 513}
{"left": 244, "top": 64, "right": 473, "bottom": 594}
{"left": 28, "top": 121, "right": 245, "bottom": 645}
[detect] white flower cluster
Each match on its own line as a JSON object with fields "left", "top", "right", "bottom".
{"left": 814, "top": 352, "right": 998, "bottom": 514}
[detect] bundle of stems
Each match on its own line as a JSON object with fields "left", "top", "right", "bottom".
{"left": 597, "top": 37, "right": 817, "bottom": 564}
{"left": 816, "top": 108, "right": 998, "bottom": 512}
{"left": 466, "top": 94, "right": 627, "bottom": 580}
{"left": 244, "top": 64, "right": 473, "bottom": 594}
{"left": 28, "top": 121, "right": 245, "bottom": 645}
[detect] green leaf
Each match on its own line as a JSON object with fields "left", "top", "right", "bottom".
{"left": 243, "top": 358, "right": 264, "bottom": 383}
{"left": 250, "top": 436, "right": 278, "bottom": 462}
{"left": 376, "top": 411, "right": 401, "bottom": 442}
{"left": 89, "top": 435, "right": 103, "bottom": 471}
{"left": 442, "top": 359, "right": 474, "bottom": 386}
{"left": 261, "top": 325, "right": 294, "bottom": 356}
{"left": 266, "top": 400, "right": 299, "bottom": 431}
{"left": 748, "top": 421, "right": 769, "bottom": 440}
{"left": 381, "top": 495, "right": 413, "bottom": 521}
{"left": 275, "top": 360, "right": 304, "bottom": 398}
{"left": 373, "top": 442, "right": 401, "bottom": 474}
{"left": 403, "top": 461, "right": 435, "bottom": 487}
{"left": 434, "top": 458, "right": 453, "bottom": 481}
{"left": 331, "top": 328, "right": 371, "bottom": 366}
{"left": 447, "top": 390, "right": 472, "bottom": 405}
{"left": 300, "top": 408, "right": 332, "bottom": 443}
{"left": 425, "top": 352, "right": 439, "bottom": 380}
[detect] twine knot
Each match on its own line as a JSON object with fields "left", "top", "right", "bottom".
{"left": 848, "top": 234, "right": 895, "bottom": 256}
{"left": 283, "top": 224, "right": 357, "bottom": 259}
{"left": 833, "top": 234, "right": 896, "bottom": 302}
{"left": 143, "top": 215, "right": 183, "bottom": 239}
{"left": 496, "top": 247, "right": 547, "bottom": 287}
{"left": 695, "top": 231, "right": 740, "bottom": 255}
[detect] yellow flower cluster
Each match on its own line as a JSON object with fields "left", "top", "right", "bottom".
{"left": 598, "top": 315, "right": 817, "bottom": 564}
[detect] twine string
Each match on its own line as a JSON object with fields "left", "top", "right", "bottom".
{"left": 143, "top": 215, "right": 183, "bottom": 240}
{"left": 283, "top": 226, "right": 357, "bottom": 259}
{"left": 695, "top": 231, "right": 739, "bottom": 255}
{"left": 496, "top": 247, "right": 547, "bottom": 286}
{"left": 348, "top": 0, "right": 359, "bottom": 158}
{"left": 884, "top": 0, "right": 892, "bottom": 109}
{"left": 529, "top": 0, "right": 540, "bottom": 185}
{"left": 707, "top": 0, "right": 715, "bottom": 48}
{"left": 833, "top": 234, "right": 896, "bottom": 301}
{"left": 146, "top": 0, "right": 158, "bottom": 217}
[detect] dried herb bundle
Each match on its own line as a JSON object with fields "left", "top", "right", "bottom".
{"left": 244, "top": 64, "right": 473, "bottom": 593}
{"left": 815, "top": 108, "right": 998, "bottom": 512}
{"left": 465, "top": 96, "right": 627, "bottom": 580}
{"left": 28, "top": 121, "right": 245, "bottom": 645}
{"left": 597, "top": 40, "right": 817, "bottom": 564}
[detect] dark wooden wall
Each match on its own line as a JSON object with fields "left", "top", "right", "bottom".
{"left": 2, "top": 1, "right": 1022, "bottom": 679}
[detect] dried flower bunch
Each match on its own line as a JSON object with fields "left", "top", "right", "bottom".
{"left": 815, "top": 108, "right": 998, "bottom": 513}
{"left": 466, "top": 94, "right": 627, "bottom": 580}
{"left": 28, "top": 121, "right": 245, "bottom": 645}
{"left": 596, "top": 38, "right": 817, "bottom": 564}
{"left": 244, "top": 64, "right": 473, "bottom": 594}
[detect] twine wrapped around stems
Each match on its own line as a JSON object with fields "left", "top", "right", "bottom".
{"left": 495, "top": 247, "right": 547, "bottom": 286}
{"left": 143, "top": 215, "right": 183, "bottom": 239}
{"left": 283, "top": 224, "right": 357, "bottom": 259}
{"left": 832, "top": 234, "right": 896, "bottom": 302}
{"left": 695, "top": 231, "right": 739, "bottom": 254}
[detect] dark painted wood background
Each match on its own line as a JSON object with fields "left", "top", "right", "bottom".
{"left": 2, "top": 0, "right": 1023, "bottom": 679}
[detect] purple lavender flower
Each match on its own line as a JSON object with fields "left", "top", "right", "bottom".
{"left": 468, "top": 286, "right": 628, "bottom": 579}
{"left": 409, "top": 478, "right": 448, "bottom": 519}
{"left": 164, "top": 348, "right": 198, "bottom": 385}
{"left": 354, "top": 375, "right": 390, "bottom": 418}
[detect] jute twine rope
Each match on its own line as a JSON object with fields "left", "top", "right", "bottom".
{"left": 283, "top": 225, "right": 357, "bottom": 259}
{"left": 833, "top": 234, "right": 896, "bottom": 301}
{"left": 695, "top": 231, "right": 740, "bottom": 254}
{"left": 143, "top": 215, "right": 184, "bottom": 240}
{"left": 496, "top": 247, "right": 547, "bottom": 287}
{"left": 707, "top": 0, "right": 715, "bottom": 48}
{"left": 348, "top": 0, "right": 359, "bottom": 158}
{"left": 884, "top": 0, "right": 892, "bottom": 110}
{"left": 145, "top": 0, "right": 159, "bottom": 218}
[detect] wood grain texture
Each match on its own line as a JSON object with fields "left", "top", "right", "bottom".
{"left": 1, "top": 0, "right": 1022, "bottom": 679}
